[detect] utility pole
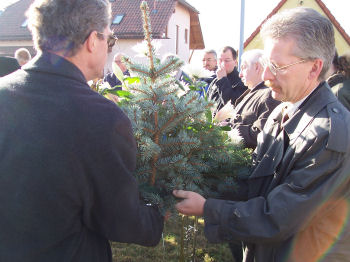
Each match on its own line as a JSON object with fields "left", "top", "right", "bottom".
{"left": 238, "top": 0, "right": 245, "bottom": 70}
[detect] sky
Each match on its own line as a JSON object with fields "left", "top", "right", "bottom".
{"left": 1, "top": 0, "right": 349, "bottom": 64}
{"left": 186, "top": 0, "right": 350, "bottom": 64}
{"left": 0, "top": 0, "right": 18, "bottom": 10}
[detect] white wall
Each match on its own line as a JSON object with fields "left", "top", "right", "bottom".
{"left": 159, "top": 2, "right": 190, "bottom": 62}
{"left": 105, "top": 2, "right": 191, "bottom": 73}
{"left": 104, "top": 39, "right": 142, "bottom": 74}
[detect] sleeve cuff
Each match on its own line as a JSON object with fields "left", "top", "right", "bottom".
{"left": 203, "top": 198, "right": 238, "bottom": 243}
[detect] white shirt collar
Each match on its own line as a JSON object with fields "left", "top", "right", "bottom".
{"left": 284, "top": 85, "right": 319, "bottom": 117}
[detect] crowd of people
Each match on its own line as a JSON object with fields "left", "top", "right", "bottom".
{"left": 0, "top": 0, "right": 350, "bottom": 262}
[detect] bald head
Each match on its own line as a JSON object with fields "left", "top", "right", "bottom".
{"left": 113, "top": 53, "right": 127, "bottom": 72}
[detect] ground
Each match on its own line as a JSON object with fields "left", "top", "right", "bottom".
{"left": 111, "top": 215, "right": 235, "bottom": 262}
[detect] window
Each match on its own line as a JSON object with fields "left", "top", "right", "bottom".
{"left": 184, "top": 28, "right": 188, "bottom": 44}
{"left": 21, "top": 19, "right": 28, "bottom": 28}
{"left": 112, "top": 14, "right": 124, "bottom": 25}
{"left": 162, "top": 25, "right": 168, "bottom": 38}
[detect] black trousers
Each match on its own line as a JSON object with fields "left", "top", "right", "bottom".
{"left": 229, "top": 241, "right": 243, "bottom": 262}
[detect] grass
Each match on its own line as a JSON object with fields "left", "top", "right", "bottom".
{"left": 111, "top": 215, "right": 234, "bottom": 262}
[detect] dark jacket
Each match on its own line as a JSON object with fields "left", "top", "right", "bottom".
{"left": 0, "top": 52, "right": 163, "bottom": 262}
{"left": 230, "top": 82, "right": 280, "bottom": 149}
{"left": 0, "top": 56, "right": 20, "bottom": 77}
{"left": 203, "top": 82, "right": 350, "bottom": 262}
{"left": 198, "top": 71, "right": 217, "bottom": 97}
{"left": 207, "top": 68, "right": 247, "bottom": 112}
{"left": 328, "top": 73, "right": 350, "bottom": 111}
{"left": 103, "top": 70, "right": 130, "bottom": 89}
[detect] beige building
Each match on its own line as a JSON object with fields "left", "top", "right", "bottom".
{"left": 106, "top": 0, "right": 204, "bottom": 72}
{"left": 244, "top": 0, "right": 350, "bottom": 55}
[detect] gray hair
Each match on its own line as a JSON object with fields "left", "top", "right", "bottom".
{"left": 241, "top": 49, "right": 264, "bottom": 66}
{"left": 26, "top": 0, "right": 111, "bottom": 56}
{"left": 260, "top": 7, "right": 335, "bottom": 81}
{"left": 204, "top": 49, "right": 217, "bottom": 59}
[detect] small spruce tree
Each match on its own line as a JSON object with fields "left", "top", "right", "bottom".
{"left": 96, "top": 1, "right": 252, "bottom": 215}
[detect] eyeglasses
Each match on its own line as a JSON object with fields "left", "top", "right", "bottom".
{"left": 96, "top": 31, "right": 118, "bottom": 52}
{"left": 261, "top": 57, "right": 307, "bottom": 76}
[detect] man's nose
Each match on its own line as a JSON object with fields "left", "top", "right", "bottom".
{"left": 262, "top": 66, "right": 274, "bottom": 81}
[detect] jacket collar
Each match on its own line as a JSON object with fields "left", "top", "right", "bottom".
{"left": 251, "top": 81, "right": 266, "bottom": 92}
{"left": 234, "top": 81, "right": 266, "bottom": 106}
{"left": 283, "top": 82, "right": 337, "bottom": 142}
{"left": 227, "top": 67, "right": 240, "bottom": 81}
{"left": 23, "top": 51, "right": 88, "bottom": 86}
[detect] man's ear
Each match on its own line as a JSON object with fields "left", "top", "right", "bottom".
{"left": 255, "top": 62, "right": 260, "bottom": 72}
{"left": 309, "top": 58, "right": 323, "bottom": 80}
{"left": 85, "top": 31, "right": 96, "bottom": 53}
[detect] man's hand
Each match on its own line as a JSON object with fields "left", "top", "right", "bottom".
{"left": 106, "top": 93, "right": 120, "bottom": 103}
{"left": 216, "top": 62, "right": 227, "bottom": 80}
{"left": 173, "top": 190, "right": 206, "bottom": 216}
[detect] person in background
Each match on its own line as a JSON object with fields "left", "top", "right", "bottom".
{"left": 0, "top": 0, "right": 163, "bottom": 261}
{"left": 327, "top": 51, "right": 350, "bottom": 111}
{"left": 207, "top": 46, "right": 247, "bottom": 113}
{"left": 174, "top": 7, "right": 350, "bottom": 262}
{"left": 103, "top": 52, "right": 130, "bottom": 89}
{"left": 216, "top": 49, "right": 280, "bottom": 149}
{"left": 0, "top": 56, "right": 20, "bottom": 77}
{"left": 202, "top": 49, "right": 218, "bottom": 83}
{"left": 14, "top": 47, "right": 32, "bottom": 66}
{"left": 198, "top": 49, "right": 218, "bottom": 97}
{"left": 202, "top": 49, "right": 218, "bottom": 73}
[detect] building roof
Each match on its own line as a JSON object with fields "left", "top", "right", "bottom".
{"left": 244, "top": 0, "right": 350, "bottom": 48}
{"left": 0, "top": 0, "right": 204, "bottom": 50}
{"left": 0, "top": 0, "right": 33, "bottom": 41}
{"left": 111, "top": 0, "right": 176, "bottom": 39}
{"left": 111, "top": 0, "right": 204, "bottom": 48}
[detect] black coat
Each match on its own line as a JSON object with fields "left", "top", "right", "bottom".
{"left": 207, "top": 68, "right": 247, "bottom": 112}
{"left": 0, "top": 56, "right": 20, "bottom": 77}
{"left": 230, "top": 82, "right": 280, "bottom": 149}
{"left": 0, "top": 52, "right": 163, "bottom": 262}
{"left": 204, "top": 83, "right": 350, "bottom": 261}
{"left": 103, "top": 70, "right": 130, "bottom": 90}
{"left": 328, "top": 73, "right": 350, "bottom": 111}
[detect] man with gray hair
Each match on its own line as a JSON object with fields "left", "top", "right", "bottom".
{"left": 216, "top": 49, "right": 280, "bottom": 149}
{"left": 174, "top": 7, "right": 350, "bottom": 262}
{"left": 0, "top": 0, "right": 163, "bottom": 261}
{"left": 14, "top": 47, "right": 32, "bottom": 66}
{"left": 198, "top": 49, "right": 218, "bottom": 97}
{"left": 202, "top": 49, "right": 218, "bottom": 72}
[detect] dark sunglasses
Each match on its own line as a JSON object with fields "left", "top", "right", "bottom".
{"left": 96, "top": 31, "right": 118, "bottom": 52}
